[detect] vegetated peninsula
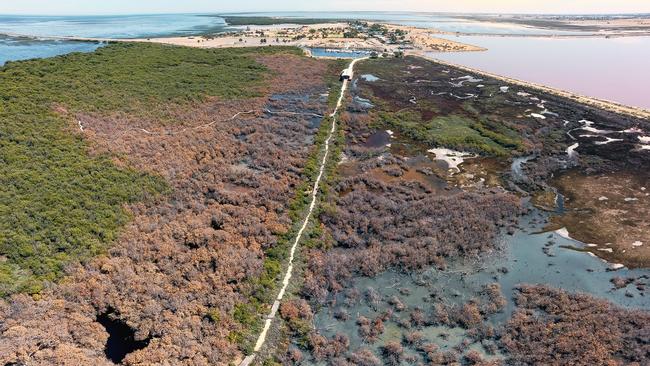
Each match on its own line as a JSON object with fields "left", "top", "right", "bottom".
{"left": 0, "top": 32, "right": 649, "bottom": 366}
{"left": 0, "top": 42, "right": 347, "bottom": 364}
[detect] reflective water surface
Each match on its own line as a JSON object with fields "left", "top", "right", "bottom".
{"left": 431, "top": 35, "right": 650, "bottom": 109}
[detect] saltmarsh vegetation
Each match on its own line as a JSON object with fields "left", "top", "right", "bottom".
{"left": 234, "top": 59, "right": 349, "bottom": 354}
{"left": 360, "top": 57, "right": 524, "bottom": 156}
{"left": 0, "top": 43, "right": 302, "bottom": 296}
{"left": 376, "top": 111, "right": 520, "bottom": 156}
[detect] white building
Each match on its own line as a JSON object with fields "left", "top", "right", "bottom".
{"left": 340, "top": 69, "right": 352, "bottom": 81}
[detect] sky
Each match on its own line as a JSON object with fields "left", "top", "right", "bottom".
{"left": 1, "top": 0, "right": 650, "bottom": 15}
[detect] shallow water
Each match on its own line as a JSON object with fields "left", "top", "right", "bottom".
{"left": 431, "top": 35, "right": 650, "bottom": 109}
{"left": 496, "top": 210, "right": 648, "bottom": 312}
{"left": 310, "top": 207, "right": 649, "bottom": 362}
{"left": 353, "top": 96, "right": 374, "bottom": 109}
{"left": 510, "top": 155, "right": 535, "bottom": 182}
{"left": 0, "top": 36, "right": 102, "bottom": 65}
{"left": 0, "top": 14, "right": 228, "bottom": 39}
{"left": 364, "top": 130, "right": 391, "bottom": 148}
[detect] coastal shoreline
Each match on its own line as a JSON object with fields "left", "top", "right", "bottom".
{"left": 50, "top": 22, "right": 485, "bottom": 53}
{"left": 427, "top": 30, "right": 650, "bottom": 38}
{"left": 3, "top": 21, "right": 648, "bottom": 120}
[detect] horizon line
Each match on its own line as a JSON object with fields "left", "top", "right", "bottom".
{"left": 2, "top": 10, "right": 650, "bottom": 17}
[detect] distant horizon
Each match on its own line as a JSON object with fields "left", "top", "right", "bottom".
{"left": 4, "top": 0, "right": 650, "bottom": 17}
{"left": 2, "top": 10, "right": 650, "bottom": 17}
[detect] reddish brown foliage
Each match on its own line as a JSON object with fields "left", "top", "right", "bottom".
{"left": 348, "top": 348, "right": 382, "bottom": 366}
{"left": 256, "top": 54, "right": 330, "bottom": 94}
{"left": 301, "top": 176, "right": 521, "bottom": 303}
{"left": 310, "top": 333, "right": 350, "bottom": 362}
{"left": 381, "top": 341, "right": 404, "bottom": 366}
{"left": 0, "top": 54, "right": 335, "bottom": 365}
{"left": 457, "top": 302, "right": 483, "bottom": 328}
{"left": 280, "top": 299, "right": 313, "bottom": 323}
{"left": 356, "top": 314, "right": 386, "bottom": 343}
{"left": 503, "top": 285, "right": 650, "bottom": 366}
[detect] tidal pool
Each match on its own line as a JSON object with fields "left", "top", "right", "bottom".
{"left": 510, "top": 155, "right": 535, "bottom": 182}
{"left": 353, "top": 96, "right": 375, "bottom": 109}
{"left": 364, "top": 130, "right": 391, "bottom": 148}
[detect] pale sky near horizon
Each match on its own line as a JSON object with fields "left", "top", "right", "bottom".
{"left": 1, "top": 0, "right": 650, "bottom": 15}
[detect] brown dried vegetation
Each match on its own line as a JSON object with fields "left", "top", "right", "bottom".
{"left": 301, "top": 175, "right": 522, "bottom": 303}
{"left": 503, "top": 285, "right": 650, "bottom": 366}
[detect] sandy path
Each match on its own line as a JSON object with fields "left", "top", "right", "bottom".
{"left": 239, "top": 57, "right": 363, "bottom": 366}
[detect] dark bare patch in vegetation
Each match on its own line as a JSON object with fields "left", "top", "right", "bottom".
{"left": 97, "top": 310, "right": 150, "bottom": 364}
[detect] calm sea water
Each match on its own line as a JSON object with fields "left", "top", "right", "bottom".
{"left": 0, "top": 14, "right": 229, "bottom": 65}
{"left": 430, "top": 35, "right": 650, "bottom": 109}
{"left": 0, "top": 14, "right": 227, "bottom": 38}
{"left": 0, "top": 12, "right": 582, "bottom": 40}
{"left": 0, "top": 36, "right": 102, "bottom": 65}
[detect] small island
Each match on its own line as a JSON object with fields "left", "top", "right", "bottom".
{"left": 118, "top": 20, "right": 485, "bottom": 53}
